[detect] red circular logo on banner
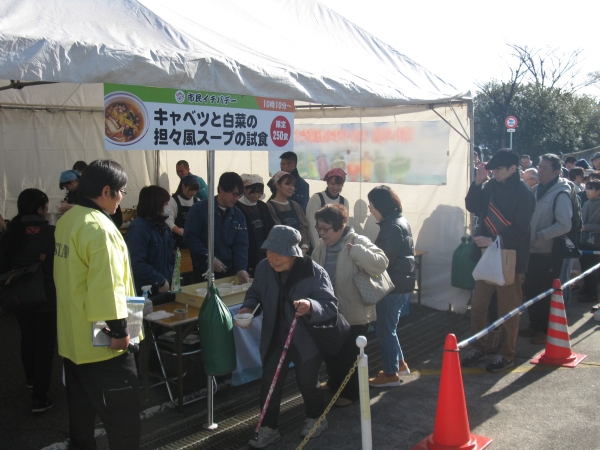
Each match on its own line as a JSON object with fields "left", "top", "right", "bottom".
{"left": 270, "top": 116, "right": 291, "bottom": 147}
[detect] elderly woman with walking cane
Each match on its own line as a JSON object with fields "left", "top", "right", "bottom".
{"left": 237, "top": 225, "right": 339, "bottom": 448}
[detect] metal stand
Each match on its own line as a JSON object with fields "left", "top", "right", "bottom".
{"left": 204, "top": 149, "right": 218, "bottom": 430}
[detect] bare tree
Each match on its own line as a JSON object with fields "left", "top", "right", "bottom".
{"left": 509, "top": 44, "right": 598, "bottom": 93}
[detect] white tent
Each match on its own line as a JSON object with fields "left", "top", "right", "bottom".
{"left": 0, "top": 0, "right": 473, "bottom": 312}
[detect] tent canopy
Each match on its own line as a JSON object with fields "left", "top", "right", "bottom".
{"left": 0, "top": 0, "right": 467, "bottom": 107}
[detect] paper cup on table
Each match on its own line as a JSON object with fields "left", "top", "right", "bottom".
{"left": 174, "top": 309, "right": 188, "bottom": 320}
{"left": 234, "top": 313, "right": 253, "bottom": 328}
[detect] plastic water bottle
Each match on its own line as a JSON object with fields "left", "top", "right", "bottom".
{"left": 142, "top": 285, "right": 153, "bottom": 316}
{"left": 172, "top": 248, "right": 181, "bottom": 292}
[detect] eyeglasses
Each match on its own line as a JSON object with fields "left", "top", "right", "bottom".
{"left": 492, "top": 166, "right": 506, "bottom": 172}
{"left": 315, "top": 225, "right": 334, "bottom": 234}
{"left": 229, "top": 191, "right": 242, "bottom": 198}
{"left": 119, "top": 188, "right": 127, "bottom": 195}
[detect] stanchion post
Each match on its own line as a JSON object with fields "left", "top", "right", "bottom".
{"left": 356, "top": 336, "right": 372, "bottom": 450}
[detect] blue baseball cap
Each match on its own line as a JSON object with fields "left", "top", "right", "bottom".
{"left": 59, "top": 170, "right": 79, "bottom": 189}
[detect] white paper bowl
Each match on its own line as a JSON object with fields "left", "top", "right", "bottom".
{"left": 195, "top": 288, "right": 207, "bottom": 297}
{"left": 218, "top": 287, "right": 232, "bottom": 296}
{"left": 234, "top": 313, "right": 253, "bottom": 327}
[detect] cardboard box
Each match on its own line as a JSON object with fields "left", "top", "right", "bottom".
{"left": 175, "top": 275, "right": 251, "bottom": 308}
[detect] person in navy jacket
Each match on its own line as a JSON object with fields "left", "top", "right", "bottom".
{"left": 125, "top": 185, "right": 175, "bottom": 296}
{"left": 280, "top": 151, "right": 310, "bottom": 213}
{"left": 184, "top": 172, "right": 250, "bottom": 283}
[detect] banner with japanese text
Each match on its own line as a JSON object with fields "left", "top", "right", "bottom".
{"left": 268, "top": 121, "right": 449, "bottom": 185}
{"left": 104, "top": 84, "right": 294, "bottom": 151}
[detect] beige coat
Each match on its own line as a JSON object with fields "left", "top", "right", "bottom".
{"left": 312, "top": 230, "right": 388, "bottom": 325}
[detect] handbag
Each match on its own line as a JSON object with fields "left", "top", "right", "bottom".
{"left": 579, "top": 231, "right": 600, "bottom": 250}
{"left": 351, "top": 237, "right": 395, "bottom": 306}
{"left": 306, "top": 312, "right": 351, "bottom": 356}
{"left": 0, "top": 226, "right": 50, "bottom": 312}
{"left": 472, "top": 236, "right": 515, "bottom": 286}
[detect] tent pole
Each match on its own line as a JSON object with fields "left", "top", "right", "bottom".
{"left": 154, "top": 150, "right": 160, "bottom": 185}
{"left": 204, "top": 150, "right": 218, "bottom": 430}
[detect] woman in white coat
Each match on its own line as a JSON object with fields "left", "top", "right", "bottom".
{"left": 311, "top": 203, "right": 388, "bottom": 406}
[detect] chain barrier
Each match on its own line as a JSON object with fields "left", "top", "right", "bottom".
{"left": 295, "top": 357, "right": 360, "bottom": 450}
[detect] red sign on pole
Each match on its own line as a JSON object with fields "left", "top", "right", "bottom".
{"left": 505, "top": 116, "right": 518, "bottom": 129}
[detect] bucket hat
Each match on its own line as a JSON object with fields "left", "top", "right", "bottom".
{"left": 261, "top": 225, "right": 303, "bottom": 257}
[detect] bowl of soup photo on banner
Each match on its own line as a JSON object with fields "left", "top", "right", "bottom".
{"left": 104, "top": 92, "right": 149, "bottom": 146}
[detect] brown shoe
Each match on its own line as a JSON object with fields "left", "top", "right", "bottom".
{"left": 377, "top": 362, "right": 410, "bottom": 377}
{"left": 518, "top": 327, "right": 537, "bottom": 337}
{"left": 334, "top": 397, "right": 353, "bottom": 407}
{"left": 531, "top": 331, "right": 547, "bottom": 345}
{"left": 369, "top": 373, "right": 401, "bottom": 387}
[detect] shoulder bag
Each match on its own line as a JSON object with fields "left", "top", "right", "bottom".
{"left": 351, "top": 237, "right": 395, "bottom": 305}
{"left": 580, "top": 230, "right": 600, "bottom": 250}
{"left": 0, "top": 226, "right": 50, "bottom": 312}
{"left": 305, "top": 312, "right": 351, "bottom": 356}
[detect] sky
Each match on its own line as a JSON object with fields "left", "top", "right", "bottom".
{"left": 318, "top": 0, "right": 600, "bottom": 98}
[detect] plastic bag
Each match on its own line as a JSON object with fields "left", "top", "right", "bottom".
{"left": 472, "top": 236, "right": 505, "bottom": 286}
{"left": 198, "top": 284, "right": 237, "bottom": 376}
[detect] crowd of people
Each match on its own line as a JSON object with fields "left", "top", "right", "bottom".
{"left": 463, "top": 149, "right": 600, "bottom": 374}
{"left": 0, "top": 152, "right": 417, "bottom": 449}
{"left": 5, "top": 146, "right": 595, "bottom": 447}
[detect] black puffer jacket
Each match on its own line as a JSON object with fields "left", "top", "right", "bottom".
{"left": 465, "top": 172, "right": 535, "bottom": 274}
{"left": 0, "top": 215, "right": 56, "bottom": 311}
{"left": 374, "top": 211, "right": 415, "bottom": 293}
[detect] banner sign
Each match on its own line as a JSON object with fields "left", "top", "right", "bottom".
{"left": 268, "top": 121, "right": 449, "bottom": 185}
{"left": 104, "top": 84, "right": 294, "bottom": 151}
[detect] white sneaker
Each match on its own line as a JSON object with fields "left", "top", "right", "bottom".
{"left": 248, "top": 427, "right": 281, "bottom": 448}
{"left": 300, "top": 417, "right": 328, "bottom": 439}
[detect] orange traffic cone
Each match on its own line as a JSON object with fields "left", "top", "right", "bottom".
{"left": 413, "top": 334, "right": 492, "bottom": 450}
{"left": 531, "top": 279, "right": 587, "bottom": 368}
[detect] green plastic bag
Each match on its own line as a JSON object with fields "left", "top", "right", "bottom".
{"left": 451, "top": 236, "right": 477, "bottom": 290}
{"left": 198, "top": 284, "right": 237, "bottom": 376}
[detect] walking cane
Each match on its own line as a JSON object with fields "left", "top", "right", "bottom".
{"left": 252, "top": 316, "right": 299, "bottom": 441}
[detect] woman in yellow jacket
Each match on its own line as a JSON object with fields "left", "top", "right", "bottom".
{"left": 311, "top": 204, "right": 388, "bottom": 406}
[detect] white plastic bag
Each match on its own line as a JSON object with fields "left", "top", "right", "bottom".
{"left": 472, "top": 236, "right": 505, "bottom": 286}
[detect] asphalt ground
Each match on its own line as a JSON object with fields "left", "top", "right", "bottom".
{"left": 1, "top": 292, "right": 599, "bottom": 450}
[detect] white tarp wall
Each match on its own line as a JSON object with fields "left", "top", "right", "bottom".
{"left": 294, "top": 104, "right": 472, "bottom": 313}
{"left": 0, "top": 108, "right": 155, "bottom": 215}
